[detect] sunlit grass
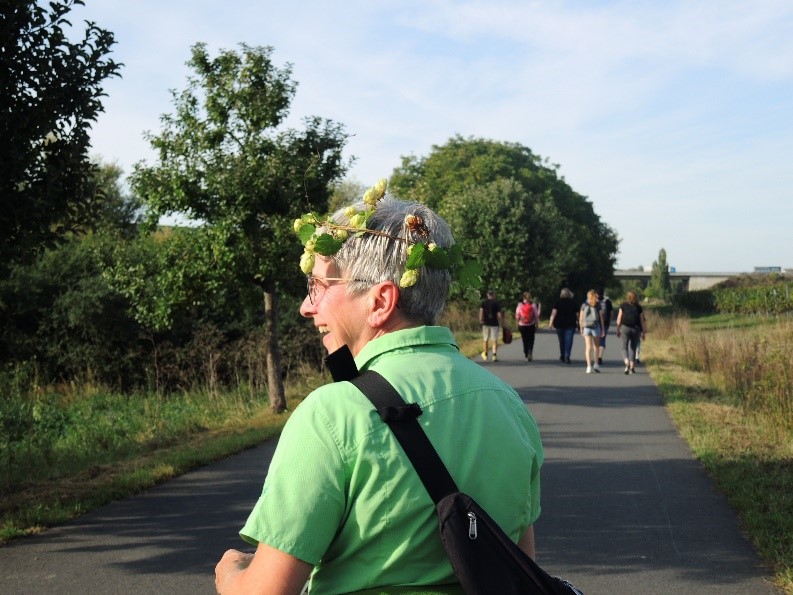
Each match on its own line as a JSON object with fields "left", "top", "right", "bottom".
{"left": 3, "top": 314, "right": 791, "bottom": 593}
{"left": 0, "top": 365, "right": 327, "bottom": 543}
{"left": 643, "top": 313, "right": 793, "bottom": 593}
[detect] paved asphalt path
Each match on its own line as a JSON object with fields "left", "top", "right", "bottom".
{"left": 0, "top": 329, "right": 779, "bottom": 594}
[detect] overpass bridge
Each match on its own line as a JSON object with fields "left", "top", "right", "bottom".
{"left": 613, "top": 270, "right": 737, "bottom": 291}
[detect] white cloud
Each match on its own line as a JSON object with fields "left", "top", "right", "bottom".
{"left": 76, "top": 0, "right": 793, "bottom": 271}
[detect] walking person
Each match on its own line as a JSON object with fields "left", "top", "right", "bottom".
{"left": 479, "top": 289, "right": 503, "bottom": 361}
{"left": 548, "top": 288, "right": 578, "bottom": 364}
{"left": 215, "top": 188, "right": 544, "bottom": 594}
{"left": 579, "top": 289, "right": 606, "bottom": 374}
{"left": 515, "top": 291, "right": 539, "bottom": 361}
{"left": 616, "top": 290, "right": 647, "bottom": 374}
{"left": 597, "top": 289, "right": 613, "bottom": 365}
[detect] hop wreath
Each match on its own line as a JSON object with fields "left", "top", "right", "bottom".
{"left": 293, "top": 178, "right": 482, "bottom": 289}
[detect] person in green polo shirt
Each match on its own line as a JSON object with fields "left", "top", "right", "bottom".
{"left": 215, "top": 181, "right": 544, "bottom": 595}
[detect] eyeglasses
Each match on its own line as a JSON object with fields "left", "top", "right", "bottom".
{"left": 306, "top": 275, "right": 367, "bottom": 305}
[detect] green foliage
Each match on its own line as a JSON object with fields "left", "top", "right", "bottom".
{"left": 83, "top": 161, "right": 142, "bottom": 234}
{"left": 0, "top": 234, "right": 144, "bottom": 385}
{"left": 0, "top": 384, "right": 247, "bottom": 494}
{"left": 646, "top": 248, "right": 672, "bottom": 300}
{"left": 389, "top": 136, "right": 618, "bottom": 305}
{"left": 1, "top": 0, "right": 122, "bottom": 271}
{"left": 130, "top": 42, "right": 349, "bottom": 290}
{"left": 672, "top": 278, "right": 793, "bottom": 316}
{"left": 672, "top": 289, "right": 717, "bottom": 313}
{"left": 0, "top": 226, "right": 326, "bottom": 396}
{"left": 713, "top": 284, "right": 793, "bottom": 315}
{"left": 0, "top": 162, "right": 146, "bottom": 386}
{"left": 102, "top": 225, "right": 256, "bottom": 333}
{"left": 328, "top": 179, "right": 367, "bottom": 214}
{"left": 129, "top": 43, "right": 349, "bottom": 410}
{"left": 313, "top": 233, "right": 344, "bottom": 256}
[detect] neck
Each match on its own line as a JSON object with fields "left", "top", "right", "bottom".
{"left": 351, "top": 314, "right": 421, "bottom": 357}
{"left": 374, "top": 314, "right": 421, "bottom": 338}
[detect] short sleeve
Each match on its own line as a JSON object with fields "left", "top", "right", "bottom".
{"left": 523, "top": 413, "right": 543, "bottom": 525}
{"left": 240, "top": 396, "right": 347, "bottom": 565}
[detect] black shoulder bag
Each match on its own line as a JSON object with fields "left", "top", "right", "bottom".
{"left": 351, "top": 370, "right": 583, "bottom": 595}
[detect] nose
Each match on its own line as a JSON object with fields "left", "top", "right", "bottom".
{"left": 299, "top": 293, "right": 315, "bottom": 318}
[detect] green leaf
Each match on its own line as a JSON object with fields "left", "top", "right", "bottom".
{"left": 405, "top": 242, "right": 426, "bottom": 270}
{"left": 458, "top": 259, "right": 484, "bottom": 288}
{"left": 298, "top": 224, "right": 315, "bottom": 244}
{"left": 447, "top": 244, "right": 465, "bottom": 267}
{"left": 313, "top": 233, "right": 343, "bottom": 256}
{"left": 425, "top": 247, "right": 450, "bottom": 270}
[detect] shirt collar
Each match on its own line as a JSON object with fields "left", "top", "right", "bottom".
{"left": 354, "top": 326, "right": 459, "bottom": 371}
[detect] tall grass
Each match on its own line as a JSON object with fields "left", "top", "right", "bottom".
{"left": 656, "top": 313, "right": 793, "bottom": 428}
{"left": 438, "top": 300, "right": 481, "bottom": 333}
{"left": 0, "top": 361, "right": 329, "bottom": 541}
{"left": 643, "top": 310, "right": 793, "bottom": 592}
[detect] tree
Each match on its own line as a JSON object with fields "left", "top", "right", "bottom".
{"left": 441, "top": 179, "right": 578, "bottom": 303}
{"left": 131, "top": 43, "right": 349, "bottom": 412}
{"left": 1, "top": 0, "right": 121, "bottom": 272}
{"left": 647, "top": 248, "right": 672, "bottom": 300}
{"left": 84, "top": 161, "right": 142, "bottom": 235}
{"left": 0, "top": 160, "right": 145, "bottom": 387}
{"left": 390, "top": 136, "right": 618, "bottom": 305}
{"left": 327, "top": 178, "right": 366, "bottom": 214}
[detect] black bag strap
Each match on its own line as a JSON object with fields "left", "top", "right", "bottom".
{"left": 351, "top": 370, "right": 459, "bottom": 504}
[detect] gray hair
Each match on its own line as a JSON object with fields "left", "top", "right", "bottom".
{"left": 330, "top": 196, "right": 453, "bottom": 325}
{"left": 560, "top": 288, "right": 573, "bottom": 299}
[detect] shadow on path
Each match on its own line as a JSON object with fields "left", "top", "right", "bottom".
{"left": 0, "top": 329, "right": 780, "bottom": 594}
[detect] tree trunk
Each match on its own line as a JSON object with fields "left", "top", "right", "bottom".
{"left": 263, "top": 288, "right": 287, "bottom": 413}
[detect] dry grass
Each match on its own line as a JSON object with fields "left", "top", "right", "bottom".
{"left": 643, "top": 312, "right": 793, "bottom": 593}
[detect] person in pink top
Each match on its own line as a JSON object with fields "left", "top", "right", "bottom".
{"left": 515, "top": 291, "right": 539, "bottom": 361}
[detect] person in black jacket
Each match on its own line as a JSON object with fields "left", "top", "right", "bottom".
{"left": 597, "top": 290, "right": 613, "bottom": 365}
{"left": 616, "top": 290, "right": 647, "bottom": 374}
{"left": 548, "top": 288, "right": 578, "bottom": 364}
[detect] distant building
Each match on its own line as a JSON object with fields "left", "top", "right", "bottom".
{"left": 754, "top": 266, "right": 782, "bottom": 273}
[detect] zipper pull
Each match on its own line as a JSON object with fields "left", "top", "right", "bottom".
{"left": 467, "top": 512, "right": 478, "bottom": 539}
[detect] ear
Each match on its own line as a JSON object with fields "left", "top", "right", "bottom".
{"left": 367, "top": 281, "right": 401, "bottom": 328}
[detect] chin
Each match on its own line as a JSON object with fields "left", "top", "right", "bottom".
{"left": 322, "top": 333, "right": 343, "bottom": 353}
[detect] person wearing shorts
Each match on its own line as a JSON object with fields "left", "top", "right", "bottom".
{"left": 579, "top": 289, "right": 606, "bottom": 374}
{"left": 479, "top": 290, "right": 502, "bottom": 361}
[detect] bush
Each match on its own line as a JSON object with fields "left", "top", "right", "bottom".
{"left": 672, "top": 290, "right": 716, "bottom": 313}
{"left": 672, "top": 282, "right": 793, "bottom": 316}
{"left": 714, "top": 284, "right": 793, "bottom": 315}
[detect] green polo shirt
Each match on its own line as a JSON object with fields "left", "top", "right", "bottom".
{"left": 240, "top": 326, "right": 543, "bottom": 594}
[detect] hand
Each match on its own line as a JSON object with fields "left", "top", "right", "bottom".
{"left": 215, "top": 549, "right": 254, "bottom": 594}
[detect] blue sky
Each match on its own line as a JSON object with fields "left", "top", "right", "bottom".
{"left": 72, "top": 0, "right": 793, "bottom": 272}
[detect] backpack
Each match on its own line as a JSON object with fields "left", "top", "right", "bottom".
{"left": 351, "top": 371, "right": 584, "bottom": 595}
{"left": 620, "top": 303, "right": 640, "bottom": 328}
{"left": 518, "top": 302, "right": 536, "bottom": 325}
{"left": 583, "top": 304, "right": 599, "bottom": 328}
